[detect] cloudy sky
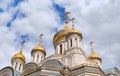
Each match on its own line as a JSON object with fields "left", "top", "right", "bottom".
{"left": 0, "top": 0, "right": 120, "bottom": 71}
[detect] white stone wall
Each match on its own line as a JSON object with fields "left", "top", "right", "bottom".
{"left": 32, "top": 51, "right": 45, "bottom": 64}
{"left": 12, "top": 59, "right": 24, "bottom": 73}
{"left": 64, "top": 53, "right": 87, "bottom": 68}
{"left": 92, "top": 59, "right": 102, "bottom": 68}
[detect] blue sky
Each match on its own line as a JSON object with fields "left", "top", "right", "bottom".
{"left": 0, "top": 0, "right": 120, "bottom": 70}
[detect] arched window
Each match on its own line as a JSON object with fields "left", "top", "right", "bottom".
{"left": 60, "top": 44, "right": 62, "bottom": 54}
{"left": 75, "top": 38, "right": 77, "bottom": 47}
{"left": 19, "top": 64, "right": 21, "bottom": 71}
{"left": 33, "top": 55, "right": 35, "bottom": 62}
{"left": 15, "top": 63, "right": 18, "bottom": 69}
{"left": 37, "top": 55, "right": 39, "bottom": 63}
{"left": 41, "top": 56, "right": 44, "bottom": 60}
{"left": 70, "top": 39, "right": 72, "bottom": 47}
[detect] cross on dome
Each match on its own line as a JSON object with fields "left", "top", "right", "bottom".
{"left": 39, "top": 34, "right": 43, "bottom": 45}
{"left": 64, "top": 12, "right": 70, "bottom": 30}
{"left": 71, "top": 18, "right": 75, "bottom": 29}
{"left": 64, "top": 12, "right": 70, "bottom": 23}
{"left": 21, "top": 41, "right": 25, "bottom": 49}
{"left": 89, "top": 41, "right": 94, "bottom": 49}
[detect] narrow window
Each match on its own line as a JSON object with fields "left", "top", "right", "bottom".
{"left": 41, "top": 56, "right": 43, "bottom": 60}
{"left": 70, "top": 39, "right": 72, "bottom": 47}
{"left": 37, "top": 55, "right": 39, "bottom": 63}
{"left": 60, "top": 44, "right": 62, "bottom": 54}
{"left": 15, "top": 63, "right": 18, "bottom": 69}
{"left": 19, "top": 64, "right": 21, "bottom": 71}
{"left": 75, "top": 38, "right": 77, "bottom": 46}
{"left": 33, "top": 55, "right": 35, "bottom": 62}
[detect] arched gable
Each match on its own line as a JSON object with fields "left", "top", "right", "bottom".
{"left": 0, "top": 67, "right": 13, "bottom": 76}
{"left": 23, "top": 62, "right": 37, "bottom": 75}
{"left": 40, "top": 59, "right": 65, "bottom": 71}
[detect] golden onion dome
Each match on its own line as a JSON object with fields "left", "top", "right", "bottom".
{"left": 67, "top": 25, "right": 82, "bottom": 39}
{"left": 12, "top": 49, "right": 26, "bottom": 63}
{"left": 31, "top": 44, "right": 46, "bottom": 56}
{"left": 53, "top": 25, "right": 69, "bottom": 43}
{"left": 88, "top": 50, "right": 101, "bottom": 61}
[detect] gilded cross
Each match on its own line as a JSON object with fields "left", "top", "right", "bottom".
{"left": 72, "top": 18, "right": 75, "bottom": 27}
{"left": 39, "top": 34, "right": 43, "bottom": 45}
{"left": 21, "top": 41, "right": 25, "bottom": 49}
{"left": 64, "top": 12, "right": 70, "bottom": 23}
{"left": 89, "top": 41, "right": 94, "bottom": 48}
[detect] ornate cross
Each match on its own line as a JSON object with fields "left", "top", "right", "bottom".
{"left": 89, "top": 41, "right": 94, "bottom": 48}
{"left": 64, "top": 12, "right": 70, "bottom": 23}
{"left": 39, "top": 34, "right": 43, "bottom": 45}
{"left": 21, "top": 41, "right": 25, "bottom": 49}
{"left": 72, "top": 18, "right": 75, "bottom": 27}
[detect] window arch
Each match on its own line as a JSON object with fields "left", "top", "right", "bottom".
{"left": 75, "top": 38, "right": 77, "bottom": 47}
{"left": 33, "top": 55, "right": 35, "bottom": 62}
{"left": 60, "top": 44, "right": 62, "bottom": 54}
{"left": 19, "top": 64, "right": 21, "bottom": 71}
{"left": 37, "top": 55, "right": 39, "bottom": 63}
{"left": 15, "top": 62, "right": 18, "bottom": 69}
{"left": 70, "top": 39, "right": 72, "bottom": 47}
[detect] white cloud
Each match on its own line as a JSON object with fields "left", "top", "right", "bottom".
{"left": 0, "top": 0, "right": 59, "bottom": 69}
{"left": 0, "top": 0, "right": 14, "bottom": 10}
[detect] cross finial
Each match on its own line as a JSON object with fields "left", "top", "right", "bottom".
{"left": 89, "top": 41, "right": 94, "bottom": 49}
{"left": 64, "top": 12, "right": 70, "bottom": 23}
{"left": 71, "top": 18, "right": 75, "bottom": 29}
{"left": 21, "top": 41, "right": 25, "bottom": 49}
{"left": 39, "top": 34, "right": 43, "bottom": 45}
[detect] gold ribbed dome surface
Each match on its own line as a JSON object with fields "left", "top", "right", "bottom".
{"left": 66, "top": 25, "right": 82, "bottom": 39}
{"left": 70, "top": 26, "right": 80, "bottom": 33}
{"left": 31, "top": 44, "right": 46, "bottom": 55}
{"left": 89, "top": 50, "right": 101, "bottom": 60}
{"left": 53, "top": 29, "right": 69, "bottom": 43}
{"left": 12, "top": 49, "right": 26, "bottom": 63}
{"left": 53, "top": 21, "right": 70, "bottom": 43}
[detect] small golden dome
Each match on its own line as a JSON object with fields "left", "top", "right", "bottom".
{"left": 88, "top": 41, "right": 101, "bottom": 61}
{"left": 70, "top": 26, "right": 80, "bottom": 33}
{"left": 31, "top": 44, "right": 46, "bottom": 55}
{"left": 12, "top": 49, "right": 26, "bottom": 63}
{"left": 88, "top": 50, "right": 101, "bottom": 61}
{"left": 31, "top": 34, "right": 46, "bottom": 55}
{"left": 67, "top": 23, "right": 82, "bottom": 38}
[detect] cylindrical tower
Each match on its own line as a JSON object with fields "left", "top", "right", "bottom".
{"left": 66, "top": 18, "right": 83, "bottom": 53}
{"left": 65, "top": 18, "right": 87, "bottom": 67}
